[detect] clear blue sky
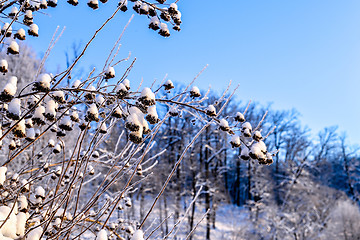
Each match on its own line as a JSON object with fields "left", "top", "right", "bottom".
{"left": 26, "top": 0, "right": 360, "bottom": 145}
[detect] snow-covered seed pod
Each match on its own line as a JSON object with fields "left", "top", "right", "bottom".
{"left": 240, "top": 146, "right": 250, "bottom": 160}
{"left": 129, "top": 128, "right": 143, "bottom": 144}
{"left": 44, "top": 99, "right": 57, "bottom": 121}
{"left": 33, "top": 73, "right": 51, "bottom": 92}
{"left": 32, "top": 105, "right": 46, "bottom": 125}
{"left": 249, "top": 143, "right": 262, "bottom": 160}
{"left": 36, "top": 151, "right": 43, "bottom": 159}
{"left": 132, "top": 230, "right": 144, "bottom": 240}
{"left": 92, "top": 150, "right": 100, "bottom": 158}
{"left": 117, "top": 204, "right": 124, "bottom": 211}
{"left": 243, "top": 128, "right": 251, "bottom": 138}
{"left": 87, "top": 0, "right": 99, "bottom": 9}
{"left": 258, "top": 140, "right": 267, "bottom": 154}
{"left": 7, "top": 41, "right": 19, "bottom": 55}
{"left": 173, "top": 24, "right": 181, "bottom": 32}
{"left": 111, "top": 106, "right": 123, "bottom": 118}
{"left": 54, "top": 166, "right": 62, "bottom": 177}
{"left": 118, "top": 0, "right": 127, "bottom": 11}
{"left": 148, "top": 5, "right": 156, "bottom": 16}
{"left": 29, "top": 0, "right": 40, "bottom": 11}
{"left": 18, "top": 195, "right": 28, "bottom": 212}
{"left": 85, "top": 103, "right": 99, "bottom": 122}
{"left": 136, "top": 165, "right": 143, "bottom": 176}
{"left": 104, "top": 66, "right": 115, "bottom": 79}
{"left": 12, "top": 119, "right": 26, "bottom": 138}
{"left": 53, "top": 143, "right": 62, "bottom": 154}
{"left": 125, "top": 225, "right": 134, "bottom": 234}
{"left": 11, "top": 173, "right": 19, "bottom": 183}
{"left": 133, "top": 1, "right": 141, "bottom": 13}
{"left": 146, "top": 105, "right": 159, "bottom": 124}
{"left": 160, "top": 9, "right": 171, "bottom": 22}
{"left": 219, "top": 119, "right": 230, "bottom": 132}
{"left": 98, "top": 122, "right": 107, "bottom": 134}
{"left": 9, "top": 6, "right": 19, "bottom": 18}
{"left": 206, "top": 105, "right": 216, "bottom": 117}
{"left": 53, "top": 218, "right": 61, "bottom": 230}
{"left": 47, "top": 0, "right": 57, "bottom": 7}
{"left": 124, "top": 197, "right": 132, "bottom": 207}
{"left": 139, "top": 87, "right": 155, "bottom": 106}
{"left": 0, "top": 76, "right": 17, "bottom": 102}
{"left": 25, "top": 128, "right": 35, "bottom": 141}
{"left": 24, "top": 10, "right": 33, "bottom": 21}
{"left": 43, "top": 162, "right": 49, "bottom": 173}
{"left": 23, "top": 10, "right": 33, "bottom": 25}
{"left": 230, "top": 135, "right": 241, "bottom": 148}
{"left": 141, "top": 118, "right": 151, "bottom": 135}
{"left": 123, "top": 79, "right": 130, "bottom": 90}
{"left": 25, "top": 119, "right": 33, "bottom": 128}
{"left": 67, "top": 0, "right": 78, "bottom": 6}
{"left": 115, "top": 83, "right": 128, "bottom": 99}
{"left": 169, "top": 107, "right": 178, "bottom": 117}
{"left": 52, "top": 90, "right": 65, "bottom": 103}
{"left": 241, "top": 122, "right": 252, "bottom": 137}
{"left": 84, "top": 85, "right": 96, "bottom": 102}
{"left": 57, "top": 130, "right": 66, "bottom": 137}
{"left": 7, "top": 98, "right": 21, "bottom": 120}
{"left": 65, "top": 212, "right": 73, "bottom": 221}
{"left": 125, "top": 114, "right": 141, "bottom": 132}
{"left": 253, "top": 130, "right": 262, "bottom": 142}
{"left": 139, "top": 2, "right": 149, "bottom": 15}
{"left": 159, "top": 22, "right": 170, "bottom": 37}
{"left": 168, "top": 3, "right": 177, "bottom": 14}
{"left": 14, "top": 28, "right": 26, "bottom": 40}
{"left": 59, "top": 116, "right": 73, "bottom": 131}
{"left": 35, "top": 186, "right": 45, "bottom": 199}
{"left": 96, "top": 95, "right": 105, "bottom": 107}
{"left": 35, "top": 197, "right": 43, "bottom": 206}
{"left": 1, "top": 23, "right": 12, "bottom": 37}
{"left": 88, "top": 165, "right": 95, "bottom": 175}
{"left": 16, "top": 212, "right": 27, "bottom": 237}
{"left": 70, "top": 108, "right": 79, "bottom": 122}
{"left": 235, "top": 112, "right": 245, "bottom": 122}
{"left": 15, "top": 138, "right": 21, "bottom": 148}
{"left": 266, "top": 153, "right": 273, "bottom": 165}
{"left": 190, "top": 86, "right": 201, "bottom": 98}
{"left": 0, "top": 59, "right": 8, "bottom": 74}
{"left": 163, "top": 79, "right": 174, "bottom": 90}
{"left": 50, "top": 124, "right": 58, "bottom": 133}
{"left": 40, "top": 0, "right": 48, "bottom": 9}
{"left": 109, "top": 222, "right": 116, "bottom": 231}
{"left": 72, "top": 79, "right": 82, "bottom": 89}
{"left": 79, "top": 119, "right": 91, "bottom": 131}
{"left": 172, "top": 11, "right": 182, "bottom": 25}
{"left": 20, "top": 179, "right": 30, "bottom": 192}
{"left": 89, "top": 209, "right": 96, "bottom": 217}
{"left": 28, "top": 24, "right": 39, "bottom": 37}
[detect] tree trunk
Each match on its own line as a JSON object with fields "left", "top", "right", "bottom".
{"left": 247, "top": 160, "right": 252, "bottom": 202}
{"left": 204, "top": 128, "right": 211, "bottom": 240}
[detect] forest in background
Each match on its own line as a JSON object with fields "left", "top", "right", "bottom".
{"left": 2, "top": 44, "right": 359, "bottom": 240}
{"left": 0, "top": 1, "right": 358, "bottom": 239}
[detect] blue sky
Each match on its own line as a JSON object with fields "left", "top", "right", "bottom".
{"left": 26, "top": 0, "right": 360, "bottom": 145}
